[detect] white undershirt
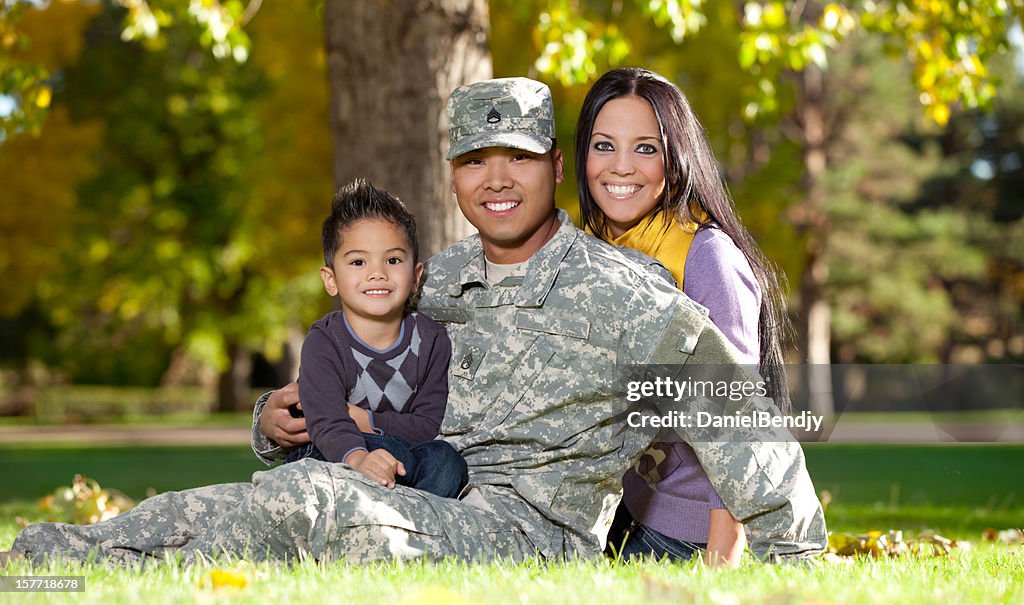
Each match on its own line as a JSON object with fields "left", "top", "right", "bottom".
{"left": 485, "top": 258, "right": 528, "bottom": 285}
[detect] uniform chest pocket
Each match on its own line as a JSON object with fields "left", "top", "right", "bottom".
{"left": 515, "top": 310, "right": 590, "bottom": 340}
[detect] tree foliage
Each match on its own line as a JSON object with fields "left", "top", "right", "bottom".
{"left": 0, "top": 107, "right": 101, "bottom": 317}
{"left": 531, "top": 1, "right": 1024, "bottom": 126}
{"left": 1, "top": 1, "right": 332, "bottom": 404}
{"left": 0, "top": 1, "right": 103, "bottom": 315}
{"left": 0, "top": 1, "right": 98, "bottom": 137}
{"left": 1, "top": 0, "right": 1021, "bottom": 409}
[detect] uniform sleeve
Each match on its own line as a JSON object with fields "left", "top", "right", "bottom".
{"left": 620, "top": 275, "right": 827, "bottom": 560}
{"left": 368, "top": 327, "right": 451, "bottom": 443}
{"left": 250, "top": 391, "right": 283, "bottom": 465}
{"left": 299, "top": 327, "right": 367, "bottom": 463}
{"left": 683, "top": 231, "right": 759, "bottom": 508}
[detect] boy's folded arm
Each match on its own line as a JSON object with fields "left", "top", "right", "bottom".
{"left": 300, "top": 329, "right": 369, "bottom": 462}
{"left": 301, "top": 379, "right": 368, "bottom": 463}
{"left": 366, "top": 407, "right": 442, "bottom": 442}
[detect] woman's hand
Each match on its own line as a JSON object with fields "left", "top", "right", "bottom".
{"left": 705, "top": 508, "right": 746, "bottom": 568}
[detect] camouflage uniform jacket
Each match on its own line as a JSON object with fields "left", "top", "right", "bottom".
{"left": 254, "top": 209, "right": 826, "bottom": 561}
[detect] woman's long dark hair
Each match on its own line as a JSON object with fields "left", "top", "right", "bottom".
{"left": 575, "top": 67, "right": 792, "bottom": 412}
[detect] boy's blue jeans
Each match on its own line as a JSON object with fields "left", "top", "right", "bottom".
{"left": 285, "top": 434, "right": 468, "bottom": 499}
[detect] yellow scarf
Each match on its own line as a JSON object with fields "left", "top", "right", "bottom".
{"left": 610, "top": 211, "right": 699, "bottom": 289}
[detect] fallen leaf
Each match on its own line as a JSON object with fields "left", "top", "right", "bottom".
{"left": 983, "top": 528, "right": 1024, "bottom": 545}
{"left": 198, "top": 568, "right": 248, "bottom": 591}
{"left": 399, "top": 587, "right": 472, "bottom": 605}
{"left": 826, "top": 529, "right": 959, "bottom": 558}
{"left": 34, "top": 475, "right": 136, "bottom": 525}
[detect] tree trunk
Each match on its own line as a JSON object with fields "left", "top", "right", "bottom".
{"left": 270, "top": 322, "right": 305, "bottom": 385}
{"left": 323, "top": 0, "right": 491, "bottom": 258}
{"left": 216, "top": 342, "right": 253, "bottom": 412}
{"left": 794, "top": 63, "right": 835, "bottom": 419}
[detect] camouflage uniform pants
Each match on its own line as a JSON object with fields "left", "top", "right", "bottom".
{"left": 13, "top": 460, "right": 538, "bottom": 565}
{"left": 12, "top": 482, "right": 250, "bottom": 565}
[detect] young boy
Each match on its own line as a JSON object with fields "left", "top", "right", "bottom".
{"left": 286, "top": 179, "right": 467, "bottom": 499}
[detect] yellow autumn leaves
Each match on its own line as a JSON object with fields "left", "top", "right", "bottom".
{"left": 827, "top": 529, "right": 966, "bottom": 558}
{"left": 23, "top": 474, "right": 136, "bottom": 527}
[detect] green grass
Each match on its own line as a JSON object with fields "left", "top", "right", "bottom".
{"left": 0, "top": 546, "right": 1020, "bottom": 604}
{"left": 0, "top": 445, "right": 265, "bottom": 501}
{"left": 802, "top": 443, "right": 1022, "bottom": 534}
{"left": 1, "top": 443, "right": 1021, "bottom": 604}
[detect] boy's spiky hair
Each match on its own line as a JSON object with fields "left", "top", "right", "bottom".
{"left": 322, "top": 179, "right": 419, "bottom": 266}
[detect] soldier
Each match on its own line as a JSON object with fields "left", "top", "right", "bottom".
{"left": 3, "top": 77, "right": 825, "bottom": 566}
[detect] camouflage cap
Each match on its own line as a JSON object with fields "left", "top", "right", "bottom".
{"left": 446, "top": 77, "right": 555, "bottom": 160}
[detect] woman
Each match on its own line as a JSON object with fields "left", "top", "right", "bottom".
{"left": 576, "top": 67, "right": 795, "bottom": 567}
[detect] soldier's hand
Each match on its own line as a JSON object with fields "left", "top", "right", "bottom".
{"left": 259, "top": 383, "right": 310, "bottom": 448}
{"left": 345, "top": 449, "right": 407, "bottom": 488}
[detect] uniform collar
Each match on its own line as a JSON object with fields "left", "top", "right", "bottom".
{"left": 445, "top": 209, "right": 578, "bottom": 306}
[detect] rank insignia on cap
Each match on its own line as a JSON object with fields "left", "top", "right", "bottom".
{"left": 445, "top": 77, "right": 555, "bottom": 160}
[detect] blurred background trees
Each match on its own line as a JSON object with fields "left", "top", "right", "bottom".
{"left": 2, "top": 0, "right": 333, "bottom": 411}
{"left": 0, "top": 0, "right": 1021, "bottom": 415}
